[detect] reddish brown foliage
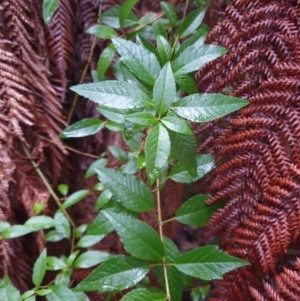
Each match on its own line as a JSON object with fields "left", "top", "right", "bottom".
{"left": 196, "top": 0, "right": 300, "bottom": 299}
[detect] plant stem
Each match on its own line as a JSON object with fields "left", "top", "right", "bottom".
{"left": 22, "top": 143, "right": 76, "bottom": 253}
{"left": 67, "top": 1, "right": 103, "bottom": 124}
{"left": 162, "top": 217, "right": 176, "bottom": 224}
{"left": 156, "top": 179, "right": 171, "bottom": 301}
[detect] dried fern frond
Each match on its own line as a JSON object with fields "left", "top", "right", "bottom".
{"left": 195, "top": 0, "right": 300, "bottom": 299}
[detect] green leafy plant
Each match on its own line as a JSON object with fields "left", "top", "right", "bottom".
{"left": 0, "top": 1, "right": 248, "bottom": 300}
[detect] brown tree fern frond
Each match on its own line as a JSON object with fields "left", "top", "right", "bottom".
{"left": 195, "top": 0, "right": 300, "bottom": 299}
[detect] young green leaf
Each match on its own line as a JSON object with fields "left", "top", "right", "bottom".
{"left": 161, "top": 116, "right": 193, "bottom": 135}
{"left": 58, "top": 184, "right": 69, "bottom": 196}
{"left": 153, "top": 21, "right": 167, "bottom": 40}
{"left": 153, "top": 62, "right": 176, "bottom": 115}
{"left": 136, "top": 35, "right": 160, "bottom": 61}
{"left": 97, "top": 105, "right": 128, "bottom": 124}
{"left": 157, "top": 35, "right": 172, "bottom": 65}
{"left": 175, "top": 246, "right": 250, "bottom": 281}
{"left": 174, "top": 74, "right": 198, "bottom": 94}
{"left": 178, "top": 8, "right": 205, "bottom": 38}
{"left": 97, "top": 44, "right": 116, "bottom": 81}
{"left": 102, "top": 210, "right": 165, "bottom": 261}
{"left": 173, "top": 45, "right": 227, "bottom": 76}
{"left": 95, "top": 167, "right": 154, "bottom": 212}
{"left": 46, "top": 257, "right": 67, "bottom": 271}
{"left": 119, "top": 0, "right": 138, "bottom": 28}
{"left": 160, "top": 2, "right": 177, "bottom": 26}
{"left": 33, "top": 202, "right": 44, "bottom": 215}
{"left": 2, "top": 225, "right": 36, "bottom": 239}
{"left": 60, "top": 118, "right": 104, "bottom": 138}
{"left": 75, "top": 255, "right": 150, "bottom": 292}
{"left": 0, "top": 221, "right": 10, "bottom": 232}
{"left": 86, "top": 24, "right": 117, "bottom": 39}
{"left": 36, "top": 289, "right": 52, "bottom": 296}
{"left": 101, "top": 5, "right": 138, "bottom": 28}
{"left": 112, "top": 38, "right": 161, "bottom": 85}
{"left": 170, "top": 154, "right": 214, "bottom": 183}
{"left": 46, "top": 284, "right": 76, "bottom": 301}
{"left": 0, "top": 275, "right": 21, "bottom": 301}
{"left": 175, "top": 194, "right": 222, "bottom": 227}
{"left": 70, "top": 81, "right": 151, "bottom": 109}
{"left": 44, "top": 230, "right": 65, "bottom": 242}
{"left": 43, "top": 0, "right": 59, "bottom": 25}
{"left": 67, "top": 250, "right": 80, "bottom": 267}
{"left": 120, "top": 289, "right": 166, "bottom": 301}
{"left": 74, "top": 251, "right": 111, "bottom": 268}
{"left": 125, "top": 112, "right": 158, "bottom": 126}
{"left": 85, "top": 158, "right": 108, "bottom": 178}
{"left": 33, "top": 249, "right": 47, "bottom": 287}
{"left": 24, "top": 216, "right": 60, "bottom": 230}
{"left": 145, "top": 124, "right": 171, "bottom": 184}
{"left": 77, "top": 235, "right": 105, "bottom": 248}
{"left": 20, "top": 290, "right": 35, "bottom": 300}
{"left": 168, "top": 130, "right": 197, "bottom": 177}
{"left": 108, "top": 145, "right": 128, "bottom": 161}
{"left": 171, "top": 93, "right": 249, "bottom": 122}
{"left": 61, "top": 190, "right": 89, "bottom": 209}
{"left": 54, "top": 211, "right": 71, "bottom": 239}
{"left": 95, "top": 189, "right": 113, "bottom": 210}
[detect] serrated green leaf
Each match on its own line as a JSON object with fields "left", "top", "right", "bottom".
{"left": 87, "top": 201, "right": 135, "bottom": 235}
{"left": 44, "top": 230, "right": 65, "bottom": 242}
{"left": 0, "top": 221, "right": 10, "bottom": 232}
{"left": 2, "top": 225, "right": 36, "bottom": 239}
{"left": 120, "top": 289, "right": 166, "bottom": 301}
{"left": 175, "top": 28, "right": 209, "bottom": 59}
{"left": 33, "top": 249, "right": 47, "bottom": 286}
{"left": 70, "top": 81, "right": 151, "bottom": 109}
{"left": 157, "top": 35, "right": 172, "bottom": 65}
{"left": 46, "top": 257, "right": 67, "bottom": 271}
{"left": 136, "top": 35, "right": 160, "bottom": 61}
{"left": 97, "top": 105, "right": 128, "bottom": 124}
{"left": 86, "top": 24, "right": 117, "bottom": 39}
{"left": 161, "top": 116, "right": 193, "bottom": 135}
{"left": 76, "top": 255, "right": 150, "bottom": 292}
{"left": 58, "top": 184, "right": 69, "bottom": 196}
{"left": 119, "top": 0, "right": 138, "bottom": 28}
{"left": 102, "top": 211, "right": 164, "bottom": 261}
{"left": 105, "top": 121, "right": 123, "bottom": 131}
{"left": 153, "top": 21, "right": 167, "bottom": 40}
{"left": 74, "top": 251, "right": 111, "bottom": 268}
{"left": 168, "top": 130, "right": 196, "bottom": 176}
{"left": 95, "top": 167, "right": 154, "bottom": 212}
{"left": 75, "top": 224, "right": 88, "bottom": 238}
{"left": 124, "top": 120, "right": 145, "bottom": 140}
{"left": 101, "top": 5, "right": 138, "bottom": 28}
{"left": 175, "top": 194, "right": 222, "bottom": 227}
{"left": 77, "top": 235, "right": 105, "bottom": 248}
{"left": 112, "top": 38, "right": 161, "bottom": 85}
{"left": 145, "top": 124, "right": 170, "bottom": 184}
{"left": 178, "top": 8, "right": 205, "bottom": 38}
{"left": 60, "top": 119, "right": 104, "bottom": 138}
{"left": 61, "top": 190, "right": 89, "bottom": 209}
{"left": 171, "top": 93, "right": 248, "bottom": 122}
{"left": 74, "top": 292, "right": 89, "bottom": 301}
{"left": 174, "top": 74, "right": 198, "bottom": 94}
{"left": 153, "top": 63, "right": 175, "bottom": 115}
{"left": 160, "top": 2, "right": 177, "bottom": 26}
{"left": 85, "top": 158, "right": 108, "bottom": 178}
{"left": 46, "top": 285, "right": 76, "bottom": 301}
{"left": 24, "top": 216, "right": 60, "bottom": 230}
{"left": 54, "top": 211, "right": 71, "bottom": 239}
{"left": 43, "top": 0, "right": 59, "bottom": 25}
{"left": 173, "top": 45, "right": 227, "bottom": 76}
{"left": 125, "top": 112, "right": 157, "bottom": 126}
{"left": 97, "top": 44, "right": 116, "bottom": 81}
{"left": 108, "top": 145, "right": 128, "bottom": 161}
{"left": 175, "top": 246, "right": 250, "bottom": 281}
{"left": 0, "top": 275, "right": 21, "bottom": 301}
{"left": 170, "top": 154, "right": 214, "bottom": 183}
